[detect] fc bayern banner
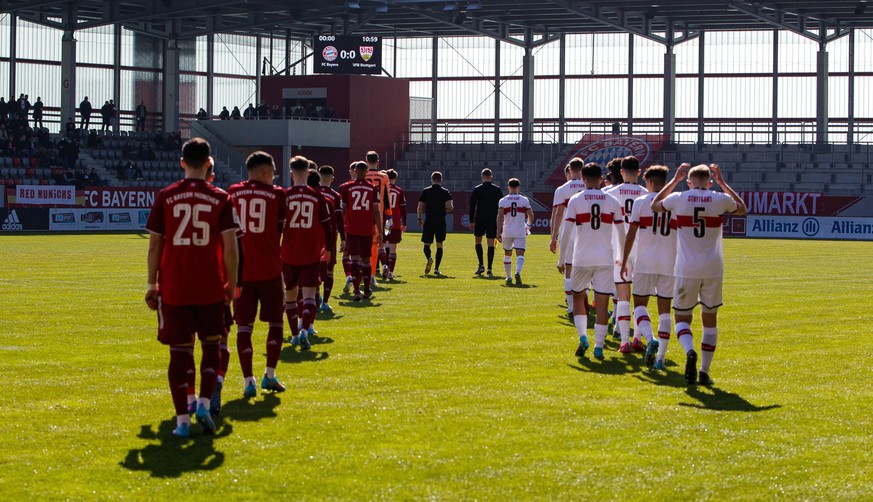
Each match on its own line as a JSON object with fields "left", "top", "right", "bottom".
{"left": 545, "top": 134, "right": 668, "bottom": 187}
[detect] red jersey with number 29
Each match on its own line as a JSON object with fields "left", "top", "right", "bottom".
{"left": 146, "top": 178, "right": 238, "bottom": 306}
{"left": 281, "top": 185, "right": 331, "bottom": 266}
{"left": 227, "top": 180, "right": 285, "bottom": 282}
{"left": 340, "top": 179, "right": 380, "bottom": 237}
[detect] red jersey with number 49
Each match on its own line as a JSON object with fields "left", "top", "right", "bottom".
{"left": 228, "top": 180, "right": 285, "bottom": 282}
{"left": 146, "top": 178, "right": 238, "bottom": 306}
{"left": 281, "top": 185, "right": 331, "bottom": 266}
{"left": 340, "top": 179, "right": 379, "bottom": 237}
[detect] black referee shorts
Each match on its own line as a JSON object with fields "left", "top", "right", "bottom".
{"left": 474, "top": 216, "right": 497, "bottom": 239}
{"left": 421, "top": 217, "right": 447, "bottom": 244}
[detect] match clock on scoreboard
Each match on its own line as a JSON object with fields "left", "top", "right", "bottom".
{"left": 313, "top": 35, "right": 383, "bottom": 75}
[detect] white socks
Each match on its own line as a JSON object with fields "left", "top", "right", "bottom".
{"left": 574, "top": 315, "right": 588, "bottom": 339}
{"left": 504, "top": 257, "right": 512, "bottom": 279}
{"left": 700, "top": 327, "right": 718, "bottom": 373}
{"left": 515, "top": 256, "right": 525, "bottom": 275}
{"left": 245, "top": 376, "right": 257, "bottom": 386}
{"left": 657, "top": 313, "right": 671, "bottom": 360}
{"left": 265, "top": 367, "right": 275, "bottom": 379}
{"left": 594, "top": 323, "right": 608, "bottom": 348}
{"left": 616, "top": 301, "right": 631, "bottom": 344}
{"left": 564, "top": 278, "right": 573, "bottom": 312}
{"left": 676, "top": 321, "right": 694, "bottom": 354}
{"left": 633, "top": 306, "right": 654, "bottom": 343}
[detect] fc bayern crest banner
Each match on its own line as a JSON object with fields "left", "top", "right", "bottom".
{"left": 545, "top": 134, "right": 668, "bottom": 186}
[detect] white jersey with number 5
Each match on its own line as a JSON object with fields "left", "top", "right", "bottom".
{"left": 566, "top": 188, "right": 623, "bottom": 268}
{"left": 499, "top": 193, "right": 532, "bottom": 239}
{"left": 660, "top": 189, "right": 737, "bottom": 279}
{"left": 604, "top": 183, "right": 647, "bottom": 261}
{"left": 629, "top": 192, "right": 677, "bottom": 276}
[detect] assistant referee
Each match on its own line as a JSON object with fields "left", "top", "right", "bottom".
{"left": 468, "top": 168, "right": 503, "bottom": 276}
{"left": 417, "top": 171, "right": 454, "bottom": 276}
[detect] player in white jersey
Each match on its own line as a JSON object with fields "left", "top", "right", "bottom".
{"left": 497, "top": 178, "right": 534, "bottom": 285}
{"left": 549, "top": 158, "right": 586, "bottom": 315}
{"left": 620, "top": 165, "right": 677, "bottom": 370}
{"left": 565, "top": 162, "right": 625, "bottom": 360}
{"left": 652, "top": 163, "right": 746, "bottom": 386}
{"left": 604, "top": 156, "right": 648, "bottom": 354}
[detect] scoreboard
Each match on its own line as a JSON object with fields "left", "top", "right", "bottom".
{"left": 313, "top": 35, "right": 383, "bottom": 75}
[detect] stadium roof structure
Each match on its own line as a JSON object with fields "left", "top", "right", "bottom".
{"left": 3, "top": 0, "right": 873, "bottom": 46}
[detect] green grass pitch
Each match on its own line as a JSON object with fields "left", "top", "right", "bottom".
{"left": 0, "top": 233, "right": 871, "bottom": 499}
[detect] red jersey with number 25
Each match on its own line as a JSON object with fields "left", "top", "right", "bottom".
{"left": 227, "top": 179, "right": 285, "bottom": 282}
{"left": 340, "top": 179, "right": 380, "bottom": 237}
{"left": 146, "top": 178, "right": 238, "bottom": 306}
{"left": 281, "top": 185, "right": 331, "bottom": 266}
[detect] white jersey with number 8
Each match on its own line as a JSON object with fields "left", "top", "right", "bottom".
{"left": 566, "top": 188, "right": 623, "bottom": 268}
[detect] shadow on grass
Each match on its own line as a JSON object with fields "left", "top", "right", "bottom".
{"left": 567, "top": 352, "right": 645, "bottom": 375}
{"left": 119, "top": 418, "right": 232, "bottom": 478}
{"left": 315, "top": 310, "right": 345, "bottom": 322}
{"left": 419, "top": 274, "right": 455, "bottom": 279}
{"left": 337, "top": 299, "right": 383, "bottom": 309}
{"left": 473, "top": 275, "right": 506, "bottom": 281}
{"left": 280, "top": 346, "right": 329, "bottom": 364}
{"left": 680, "top": 386, "right": 782, "bottom": 412}
{"left": 308, "top": 333, "right": 334, "bottom": 345}
{"left": 220, "top": 393, "right": 281, "bottom": 422}
{"left": 633, "top": 366, "right": 688, "bottom": 388}
{"left": 500, "top": 283, "right": 539, "bottom": 289}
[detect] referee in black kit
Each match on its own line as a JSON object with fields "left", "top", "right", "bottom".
{"left": 417, "top": 171, "right": 454, "bottom": 276}
{"left": 468, "top": 168, "right": 503, "bottom": 276}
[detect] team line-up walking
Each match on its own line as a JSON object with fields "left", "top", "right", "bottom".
{"left": 145, "top": 138, "right": 746, "bottom": 437}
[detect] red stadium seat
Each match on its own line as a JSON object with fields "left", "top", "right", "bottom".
{"left": 12, "top": 157, "right": 21, "bottom": 167}
{"left": 51, "top": 168, "right": 62, "bottom": 177}
{"left": 13, "top": 178, "right": 22, "bottom": 185}
{"left": 26, "top": 168, "right": 35, "bottom": 178}
{"left": 4, "top": 178, "right": 12, "bottom": 186}
{"left": 39, "top": 178, "right": 48, "bottom": 185}
{"left": 30, "top": 158, "right": 39, "bottom": 168}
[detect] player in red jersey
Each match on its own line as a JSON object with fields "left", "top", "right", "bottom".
{"left": 317, "top": 165, "right": 344, "bottom": 312}
{"left": 365, "top": 151, "right": 392, "bottom": 284}
{"left": 340, "top": 161, "right": 383, "bottom": 301}
{"left": 282, "top": 156, "right": 332, "bottom": 351}
{"left": 227, "top": 151, "right": 287, "bottom": 397}
{"left": 145, "top": 138, "right": 239, "bottom": 437}
{"left": 385, "top": 169, "right": 406, "bottom": 280}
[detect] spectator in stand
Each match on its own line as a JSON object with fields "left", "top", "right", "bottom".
{"left": 243, "top": 103, "right": 255, "bottom": 119}
{"left": 66, "top": 140, "right": 80, "bottom": 169}
{"left": 65, "top": 117, "right": 77, "bottom": 139}
{"left": 32, "top": 97, "right": 44, "bottom": 129}
{"left": 133, "top": 164, "right": 144, "bottom": 181}
{"left": 271, "top": 105, "right": 283, "bottom": 119}
{"left": 0, "top": 124, "right": 8, "bottom": 153}
{"left": 196, "top": 108, "right": 209, "bottom": 120}
{"left": 16, "top": 94, "right": 29, "bottom": 121}
{"left": 100, "top": 101, "right": 111, "bottom": 131}
{"left": 126, "top": 161, "right": 136, "bottom": 180}
{"left": 231, "top": 106, "right": 241, "bottom": 120}
{"left": 87, "top": 129, "right": 101, "bottom": 148}
{"left": 256, "top": 100, "right": 269, "bottom": 119}
{"left": 219, "top": 106, "right": 230, "bottom": 120}
{"left": 108, "top": 100, "right": 117, "bottom": 129}
{"left": 136, "top": 100, "right": 147, "bottom": 132}
{"left": 74, "top": 166, "right": 87, "bottom": 188}
{"left": 0, "top": 97, "right": 8, "bottom": 123}
{"left": 79, "top": 96, "right": 93, "bottom": 129}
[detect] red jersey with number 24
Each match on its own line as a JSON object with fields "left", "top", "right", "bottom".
{"left": 146, "top": 178, "right": 238, "bottom": 306}
{"left": 281, "top": 185, "right": 331, "bottom": 266}
{"left": 340, "top": 179, "right": 380, "bottom": 237}
{"left": 227, "top": 179, "right": 285, "bottom": 282}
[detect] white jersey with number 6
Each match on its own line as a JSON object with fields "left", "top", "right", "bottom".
{"left": 566, "top": 188, "right": 623, "bottom": 268}
{"left": 660, "top": 189, "right": 737, "bottom": 279}
{"left": 498, "top": 194, "right": 532, "bottom": 239}
{"left": 629, "top": 192, "right": 677, "bottom": 277}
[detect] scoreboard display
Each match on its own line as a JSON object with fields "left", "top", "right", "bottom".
{"left": 313, "top": 35, "right": 382, "bottom": 75}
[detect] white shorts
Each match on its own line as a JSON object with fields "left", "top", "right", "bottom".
{"left": 673, "top": 276, "right": 723, "bottom": 311}
{"left": 633, "top": 272, "right": 674, "bottom": 298}
{"left": 558, "top": 223, "right": 574, "bottom": 266}
{"left": 614, "top": 257, "right": 634, "bottom": 284}
{"left": 570, "top": 266, "right": 613, "bottom": 296}
{"left": 502, "top": 236, "right": 526, "bottom": 251}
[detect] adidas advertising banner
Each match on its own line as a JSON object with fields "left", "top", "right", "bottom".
{"left": 48, "top": 208, "right": 149, "bottom": 231}
{"left": 15, "top": 185, "right": 76, "bottom": 206}
{"left": 0, "top": 208, "right": 49, "bottom": 232}
{"left": 743, "top": 215, "right": 873, "bottom": 241}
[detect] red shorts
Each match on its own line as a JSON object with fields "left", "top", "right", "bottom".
{"left": 346, "top": 235, "right": 373, "bottom": 258}
{"left": 388, "top": 229, "right": 403, "bottom": 244}
{"left": 283, "top": 262, "right": 322, "bottom": 289}
{"left": 234, "top": 276, "right": 284, "bottom": 325}
{"left": 157, "top": 300, "right": 227, "bottom": 346}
